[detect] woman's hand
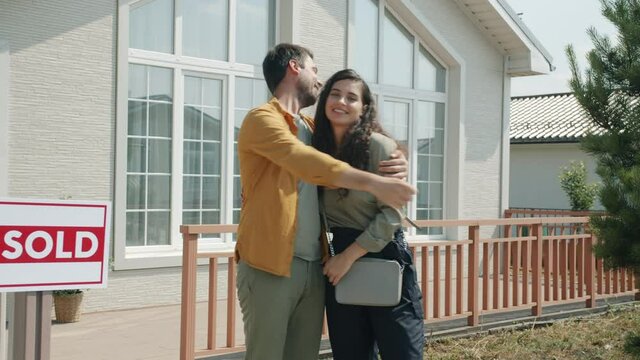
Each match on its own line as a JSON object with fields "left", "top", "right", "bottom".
{"left": 323, "top": 242, "right": 368, "bottom": 286}
{"left": 323, "top": 253, "right": 356, "bottom": 286}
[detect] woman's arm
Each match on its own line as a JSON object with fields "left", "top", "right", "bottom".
{"left": 323, "top": 133, "right": 404, "bottom": 285}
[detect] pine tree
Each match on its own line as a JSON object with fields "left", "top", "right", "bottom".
{"left": 566, "top": 0, "right": 640, "bottom": 293}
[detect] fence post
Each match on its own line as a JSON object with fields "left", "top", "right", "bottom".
{"left": 227, "top": 258, "right": 237, "bottom": 348}
{"left": 207, "top": 259, "right": 218, "bottom": 350}
{"left": 531, "top": 223, "right": 543, "bottom": 317}
{"left": 585, "top": 234, "right": 596, "bottom": 308}
{"left": 468, "top": 225, "right": 480, "bottom": 326}
{"left": 180, "top": 229, "right": 198, "bottom": 360}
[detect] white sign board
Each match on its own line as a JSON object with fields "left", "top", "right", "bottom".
{"left": 0, "top": 199, "right": 111, "bottom": 292}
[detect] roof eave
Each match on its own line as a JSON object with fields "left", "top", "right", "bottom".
{"left": 454, "top": 0, "right": 555, "bottom": 76}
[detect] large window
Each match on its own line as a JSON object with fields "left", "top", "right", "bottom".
{"left": 119, "top": 0, "right": 274, "bottom": 257}
{"left": 351, "top": 0, "right": 447, "bottom": 237}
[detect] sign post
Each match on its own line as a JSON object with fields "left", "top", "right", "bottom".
{"left": 0, "top": 199, "right": 111, "bottom": 360}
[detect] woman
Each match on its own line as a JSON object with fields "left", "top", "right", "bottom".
{"left": 312, "top": 69, "right": 424, "bottom": 360}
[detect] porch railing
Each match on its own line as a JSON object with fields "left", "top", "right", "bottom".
{"left": 179, "top": 217, "right": 639, "bottom": 359}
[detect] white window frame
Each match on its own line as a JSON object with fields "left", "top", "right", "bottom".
{"left": 115, "top": 0, "right": 279, "bottom": 269}
{"left": 348, "top": 0, "right": 452, "bottom": 239}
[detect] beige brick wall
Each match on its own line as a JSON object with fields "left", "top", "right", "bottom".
{"left": 299, "top": 0, "right": 347, "bottom": 83}
{"left": 82, "top": 264, "right": 232, "bottom": 313}
{"left": 0, "top": 0, "right": 115, "bottom": 200}
{"left": 411, "top": 0, "right": 506, "bottom": 222}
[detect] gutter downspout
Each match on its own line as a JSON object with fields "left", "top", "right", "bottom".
{"left": 499, "top": 56, "right": 511, "bottom": 218}
{"left": 0, "top": 39, "right": 10, "bottom": 360}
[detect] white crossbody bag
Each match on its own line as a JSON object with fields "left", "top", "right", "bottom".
{"left": 321, "top": 206, "right": 407, "bottom": 307}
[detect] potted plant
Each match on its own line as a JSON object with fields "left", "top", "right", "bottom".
{"left": 53, "top": 289, "right": 84, "bottom": 323}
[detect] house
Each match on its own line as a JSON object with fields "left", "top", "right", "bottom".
{"left": 0, "top": 0, "right": 553, "bottom": 354}
{"left": 509, "top": 92, "right": 602, "bottom": 210}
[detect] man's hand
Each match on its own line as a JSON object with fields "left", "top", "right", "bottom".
{"left": 378, "top": 150, "right": 408, "bottom": 180}
{"left": 368, "top": 176, "right": 416, "bottom": 209}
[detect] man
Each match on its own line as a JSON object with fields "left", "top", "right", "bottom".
{"left": 235, "top": 43, "right": 416, "bottom": 360}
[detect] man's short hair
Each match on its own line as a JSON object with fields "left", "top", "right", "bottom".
{"left": 262, "top": 43, "right": 314, "bottom": 94}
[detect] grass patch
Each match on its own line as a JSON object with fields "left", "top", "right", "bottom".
{"left": 425, "top": 304, "right": 640, "bottom": 359}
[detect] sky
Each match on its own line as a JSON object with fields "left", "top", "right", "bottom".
{"left": 504, "top": 0, "right": 617, "bottom": 96}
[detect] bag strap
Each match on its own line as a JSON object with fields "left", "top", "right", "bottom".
{"left": 320, "top": 196, "right": 336, "bottom": 257}
{"left": 321, "top": 193, "right": 420, "bottom": 258}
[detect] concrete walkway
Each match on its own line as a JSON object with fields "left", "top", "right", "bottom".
{"left": 51, "top": 296, "right": 636, "bottom": 360}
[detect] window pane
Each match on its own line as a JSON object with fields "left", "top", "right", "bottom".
{"left": 149, "top": 139, "right": 171, "bottom": 173}
{"left": 126, "top": 212, "right": 145, "bottom": 246}
{"left": 416, "top": 209, "right": 443, "bottom": 235}
{"left": 417, "top": 46, "right": 446, "bottom": 92}
{"left": 183, "top": 176, "right": 201, "bottom": 209}
{"left": 129, "top": 0, "right": 173, "bottom": 53}
{"left": 183, "top": 142, "right": 201, "bottom": 174}
{"left": 203, "top": 142, "right": 221, "bottom": 175}
{"left": 416, "top": 182, "right": 428, "bottom": 208}
{"left": 202, "top": 210, "right": 220, "bottom": 224}
{"left": 381, "top": 101, "right": 409, "bottom": 145}
{"left": 353, "top": 0, "right": 378, "bottom": 82}
{"left": 149, "top": 67, "right": 173, "bottom": 101}
{"left": 149, "top": 103, "right": 172, "bottom": 137}
{"left": 127, "top": 138, "right": 146, "bottom": 173}
{"left": 184, "top": 108, "right": 201, "bottom": 140}
{"left": 202, "top": 177, "right": 220, "bottom": 209}
{"left": 203, "top": 78, "right": 222, "bottom": 107}
{"left": 147, "top": 211, "right": 170, "bottom": 245}
{"left": 203, "top": 108, "right": 221, "bottom": 140}
{"left": 235, "top": 78, "right": 253, "bottom": 108}
{"left": 128, "top": 64, "right": 147, "bottom": 99}
{"left": 435, "top": 102, "right": 445, "bottom": 129}
{"left": 428, "top": 210, "right": 443, "bottom": 235}
{"left": 128, "top": 101, "right": 147, "bottom": 136}
{"left": 416, "top": 101, "right": 436, "bottom": 166}
{"left": 182, "top": 211, "right": 200, "bottom": 225}
{"left": 184, "top": 77, "right": 202, "bottom": 106}
{"left": 430, "top": 156, "right": 443, "bottom": 182}
{"left": 147, "top": 175, "right": 171, "bottom": 208}
{"left": 417, "top": 154, "right": 428, "bottom": 181}
{"left": 183, "top": 0, "right": 228, "bottom": 60}
{"left": 236, "top": 0, "right": 274, "bottom": 65}
{"left": 382, "top": 11, "right": 413, "bottom": 88}
{"left": 429, "top": 183, "right": 443, "bottom": 208}
{"left": 127, "top": 175, "right": 146, "bottom": 209}
{"left": 431, "top": 129, "right": 444, "bottom": 155}
{"left": 416, "top": 210, "right": 427, "bottom": 235}
{"left": 233, "top": 143, "right": 239, "bottom": 173}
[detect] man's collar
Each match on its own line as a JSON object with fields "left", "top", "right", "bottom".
{"left": 268, "top": 97, "right": 316, "bottom": 132}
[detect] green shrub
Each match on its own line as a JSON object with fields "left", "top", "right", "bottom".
{"left": 559, "top": 161, "right": 599, "bottom": 211}
{"left": 53, "top": 289, "right": 83, "bottom": 296}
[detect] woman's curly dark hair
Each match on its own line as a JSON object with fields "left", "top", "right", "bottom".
{"left": 312, "top": 69, "right": 387, "bottom": 171}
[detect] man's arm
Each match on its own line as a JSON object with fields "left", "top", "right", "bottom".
{"left": 239, "top": 108, "right": 350, "bottom": 187}
{"left": 333, "top": 169, "right": 415, "bottom": 209}
{"left": 240, "top": 109, "right": 415, "bottom": 208}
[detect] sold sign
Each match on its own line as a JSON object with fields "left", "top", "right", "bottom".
{"left": 0, "top": 199, "right": 111, "bottom": 292}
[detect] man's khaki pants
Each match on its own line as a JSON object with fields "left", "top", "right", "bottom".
{"left": 237, "top": 258, "right": 325, "bottom": 360}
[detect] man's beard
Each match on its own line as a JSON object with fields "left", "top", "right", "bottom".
{"left": 297, "top": 81, "right": 318, "bottom": 109}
